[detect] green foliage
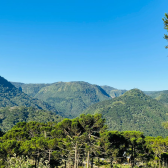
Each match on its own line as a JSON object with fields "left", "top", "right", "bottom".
{"left": 144, "top": 90, "right": 168, "bottom": 106}
{"left": 6, "top": 154, "right": 50, "bottom": 168}
{"left": 0, "top": 107, "right": 63, "bottom": 132}
{"left": 83, "top": 89, "right": 168, "bottom": 137}
{"left": 0, "top": 114, "right": 107, "bottom": 168}
{"left": 0, "top": 76, "right": 60, "bottom": 115}
{"left": 32, "top": 81, "right": 111, "bottom": 118}
{"left": 1, "top": 115, "right": 168, "bottom": 168}
{"left": 163, "top": 13, "right": 168, "bottom": 49}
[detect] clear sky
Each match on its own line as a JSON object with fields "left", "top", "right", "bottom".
{"left": 0, "top": 0, "right": 168, "bottom": 91}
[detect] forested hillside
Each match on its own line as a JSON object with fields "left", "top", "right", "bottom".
{"left": 0, "top": 76, "right": 61, "bottom": 115}
{"left": 32, "top": 81, "right": 111, "bottom": 118}
{"left": 83, "top": 89, "right": 168, "bottom": 137}
{"left": 12, "top": 81, "right": 111, "bottom": 118}
{"left": 0, "top": 106, "right": 63, "bottom": 132}
{"left": 144, "top": 90, "right": 168, "bottom": 106}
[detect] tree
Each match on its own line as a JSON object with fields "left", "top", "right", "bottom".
{"left": 56, "top": 118, "right": 85, "bottom": 168}
{"left": 122, "top": 131, "right": 146, "bottom": 168}
{"left": 163, "top": 13, "right": 168, "bottom": 49}
{"left": 100, "top": 131, "right": 126, "bottom": 168}
{"left": 145, "top": 136, "right": 168, "bottom": 168}
{"left": 79, "top": 114, "right": 106, "bottom": 168}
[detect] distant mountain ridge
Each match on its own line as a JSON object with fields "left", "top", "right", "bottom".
{"left": 11, "top": 80, "right": 168, "bottom": 120}
{"left": 12, "top": 81, "right": 112, "bottom": 118}
{"left": 0, "top": 76, "right": 62, "bottom": 115}
{"left": 100, "top": 85, "right": 127, "bottom": 98}
{"left": 11, "top": 82, "right": 51, "bottom": 97}
{"left": 33, "top": 81, "right": 111, "bottom": 118}
{"left": 5, "top": 77, "right": 168, "bottom": 136}
{"left": 83, "top": 89, "right": 168, "bottom": 137}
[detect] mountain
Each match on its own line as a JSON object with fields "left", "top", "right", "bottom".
{"left": 83, "top": 89, "right": 168, "bottom": 137}
{"left": 100, "top": 85, "right": 116, "bottom": 95}
{"left": 101, "top": 85, "right": 127, "bottom": 98}
{"left": 31, "top": 81, "right": 111, "bottom": 118}
{"left": 144, "top": 90, "right": 168, "bottom": 106}
{"left": 0, "top": 76, "right": 61, "bottom": 115}
{"left": 11, "top": 82, "right": 51, "bottom": 97}
{"left": 0, "top": 106, "right": 63, "bottom": 132}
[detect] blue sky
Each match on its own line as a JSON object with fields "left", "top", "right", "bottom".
{"left": 0, "top": 0, "right": 168, "bottom": 91}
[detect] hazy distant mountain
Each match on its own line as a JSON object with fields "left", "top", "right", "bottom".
{"left": 83, "top": 89, "right": 168, "bottom": 137}
{"left": 144, "top": 90, "right": 168, "bottom": 106}
{"left": 100, "top": 85, "right": 116, "bottom": 95}
{"left": 101, "top": 85, "right": 127, "bottom": 98}
{"left": 0, "top": 76, "right": 61, "bottom": 115}
{"left": 11, "top": 82, "right": 51, "bottom": 97}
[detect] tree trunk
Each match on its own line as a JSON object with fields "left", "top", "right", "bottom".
{"left": 68, "top": 157, "right": 70, "bottom": 168}
{"left": 91, "top": 156, "right": 93, "bottom": 168}
{"left": 87, "top": 151, "right": 90, "bottom": 168}
{"left": 159, "top": 159, "right": 161, "bottom": 168}
{"left": 77, "top": 156, "right": 79, "bottom": 168}
{"left": 65, "top": 160, "right": 66, "bottom": 168}
{"left": 49, "top": 150, "right": 51, "bottom": 163}
{"left": 35, "top": 158, "right": 37, "bottom": 168}
{"left": 110, "top": 157, "right": 113, "bottom": 168}
{"left": 131, "top": 145, "right": 135, "bottom": 168}
{"left": 74, "top": 143, "right": 77, "bottom": 168}
{"left": 37, "top": 151, "right": 40, "bottom": 168}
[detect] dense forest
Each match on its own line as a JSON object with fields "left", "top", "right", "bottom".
{"left": 84, "top": 89, "right": 168, "bottom": 137}
{"left": 12, "top": 81, "right": 168, "bottom": 120}
{"left": 2, "top": 76, "right": 168, "bottom": 167}
{"left": 0, "top": 76, "right": 60, "bottom": 115}
{"left": 0, "top": 107, "right": 63, "bottom": 132}
{"left": 12, "top": 81, "right": 111, "bottom": 118}
{"left": 0, "top": 114, "right": 168, "bottom": 168}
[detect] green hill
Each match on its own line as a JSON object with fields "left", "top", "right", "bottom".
{"left": 32, "top": 81, "right": 111, "bottom": 118}
{"left": 0, "top": 76, "right": 62, "bottom": 115}
{"left": 144, "top": 90, "right": 168, "bottom": 105}
{"left": 0, "top": 106, "right": 63, "bottom": 132}
{"left": 83, "top": 89, "right": 168, "bottom": 137}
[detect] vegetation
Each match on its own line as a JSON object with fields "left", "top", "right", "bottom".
{"left": 0, "top": 106, "right": 63, "bottom": 132}
{"left": 83, "top": 89, "right": 168, "bottom": 137}
{"left": 144, "top": 90, "right": 168, "bottom": 106}
{"left": 0, "top": 114, "right": 168, "bottom": 168}
{"left": 0, "top": 76, "right": 62, "bottom": 116}
{"left": 33, "top": 81, "right": 111, "bottom": 118}
{"left": 163, "top": 13, "right": 168, "bottom": 49}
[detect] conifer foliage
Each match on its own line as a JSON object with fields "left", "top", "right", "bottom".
{"left": 0, "top": 114, "right": 168, "bottom": 168}
{"left": 163, "top": 13, "right": 168, "bottom": 49}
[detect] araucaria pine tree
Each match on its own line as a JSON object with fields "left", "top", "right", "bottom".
{"left": 163, "top": 13, "right": 168, "bottom": 49}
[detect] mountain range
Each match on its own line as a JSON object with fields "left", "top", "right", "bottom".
{"left": 12, "top": 81, "right": 111, "bottom": 118}
{"left": 0, "top": 75, "right": 168, "bottom": 136}
{"left": 0, "top": 76, "right": 63, "bottom": 115}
